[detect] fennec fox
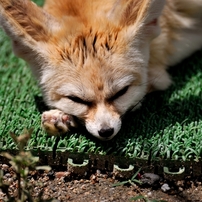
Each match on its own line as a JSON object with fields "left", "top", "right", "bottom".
{"left": 0, "top": 0, "right": 202, "bottom": 140}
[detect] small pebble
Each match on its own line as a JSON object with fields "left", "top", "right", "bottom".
{"left": 5, "top": 173, "right": 11, "bottom": 178}
{"left": 161, "top": 183, "right": 170, "bottom": 192}
{"left": 2, "top": 164, "right": 9, "bottom": 171}
{"left": 55, "top": 172, "right": 67, "bottom": 178}
{"left": 96, "top": 169, "right": 101, "bottom": 175}
{"left": 7, "top": 178, "right": 14, "bottom": 184}
{"left": 179, "top": 187, "right": 183, "bottom": 192}
{"left": 141, "top": 173, "right": 160, "bottom": 186}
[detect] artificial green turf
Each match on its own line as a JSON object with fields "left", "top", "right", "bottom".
{"left": 0, "top": 0, "right": 202, "bottom": 162}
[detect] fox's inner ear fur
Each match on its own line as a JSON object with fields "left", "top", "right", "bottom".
{"left": 0, "top": 0, "right": 57, "bottom": 59}
{"left": 108, "top": 0, "right": 166, "bottom": 40}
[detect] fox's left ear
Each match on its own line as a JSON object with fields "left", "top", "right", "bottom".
{"left": 0, "top": 0, "right": 58, "bottom": 61}
{"left": 108, "top": 0, "right": 166, "bottom": 40}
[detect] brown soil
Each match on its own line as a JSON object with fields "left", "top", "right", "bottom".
{"left": 0, "top": 164, "right": 202, "bottom": 202}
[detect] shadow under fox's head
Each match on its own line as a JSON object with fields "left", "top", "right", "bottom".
{"left": 0, "top": 0, "right": 165, "bottom": 140}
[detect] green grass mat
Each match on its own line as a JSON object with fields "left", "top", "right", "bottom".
{"left": 0, "top": 0, "right": 202, "bottom": 162}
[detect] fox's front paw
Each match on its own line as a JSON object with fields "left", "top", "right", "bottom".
{"left": 41, "top": 109, "right": 76, "bottom": 136}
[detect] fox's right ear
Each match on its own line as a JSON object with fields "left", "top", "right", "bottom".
{"left": 108, "top": 0, "right": 166, "bottom": 41}
{"left": 0, "top": 0, "right": 58, "bottom": 60}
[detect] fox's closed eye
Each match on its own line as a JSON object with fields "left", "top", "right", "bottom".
{"left": 67, "top": 95, "right": 92, "bottom": 106}
{"left": 109, "top": 86, "right": 129, "bottom": 101}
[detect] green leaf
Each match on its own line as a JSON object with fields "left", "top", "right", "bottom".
{"left": 131, "top": 168, "right": 141, "bottom": 181}
{"left": 130, "top": 195, "right": 146, "bottom": 201}
{"left": 112, "top": 181, "right": 129, "bottom": 187}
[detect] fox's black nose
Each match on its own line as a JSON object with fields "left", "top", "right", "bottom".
{"left": 98, "top": 127, "right": 114, "bottom": 138}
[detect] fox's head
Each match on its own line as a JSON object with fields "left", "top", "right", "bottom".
{"left": 0, "top": 0, "right": 165, "bottom": 140}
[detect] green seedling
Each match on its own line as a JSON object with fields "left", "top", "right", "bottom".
{"left": 0, "top": 130, "right": 52, "bottom": 202}
{"left": 112, "top": 168, "right": 142, "bottom": 187}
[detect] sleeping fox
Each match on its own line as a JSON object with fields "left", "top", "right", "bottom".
{"left": 0, "top": 0, "right": 202, "bottom": 140}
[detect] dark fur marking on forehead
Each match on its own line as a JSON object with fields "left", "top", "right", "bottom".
{"left": 57, "top": 27, "right": 121, "bottom": 66}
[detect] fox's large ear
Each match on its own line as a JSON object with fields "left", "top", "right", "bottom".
{"left": 0, "top": 0, "right": 57, "bottom": 59}
{"left": 108, "top": 0, "right": 165, "bottom": 40}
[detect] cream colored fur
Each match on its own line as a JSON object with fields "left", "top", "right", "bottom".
{"left": 0, "top": 0, "right": 202, "bottom": 140}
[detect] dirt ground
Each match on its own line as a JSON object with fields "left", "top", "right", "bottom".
{"left": 0, "top": 164, "right": 202, "bottom": 202}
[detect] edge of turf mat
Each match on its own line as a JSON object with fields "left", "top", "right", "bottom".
{"left": 1, "top": 20, "right": 202, "bottom": 179}
{"left": 1, "top": 148, "right": 202, "bottom": 179}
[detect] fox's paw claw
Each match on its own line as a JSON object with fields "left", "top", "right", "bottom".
{"left": 41, "top": 109, "right": 75, "bottom": 136}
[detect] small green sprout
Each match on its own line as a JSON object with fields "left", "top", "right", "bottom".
{"left": 112, "top": 168, "right": 142, "bottom": 187}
